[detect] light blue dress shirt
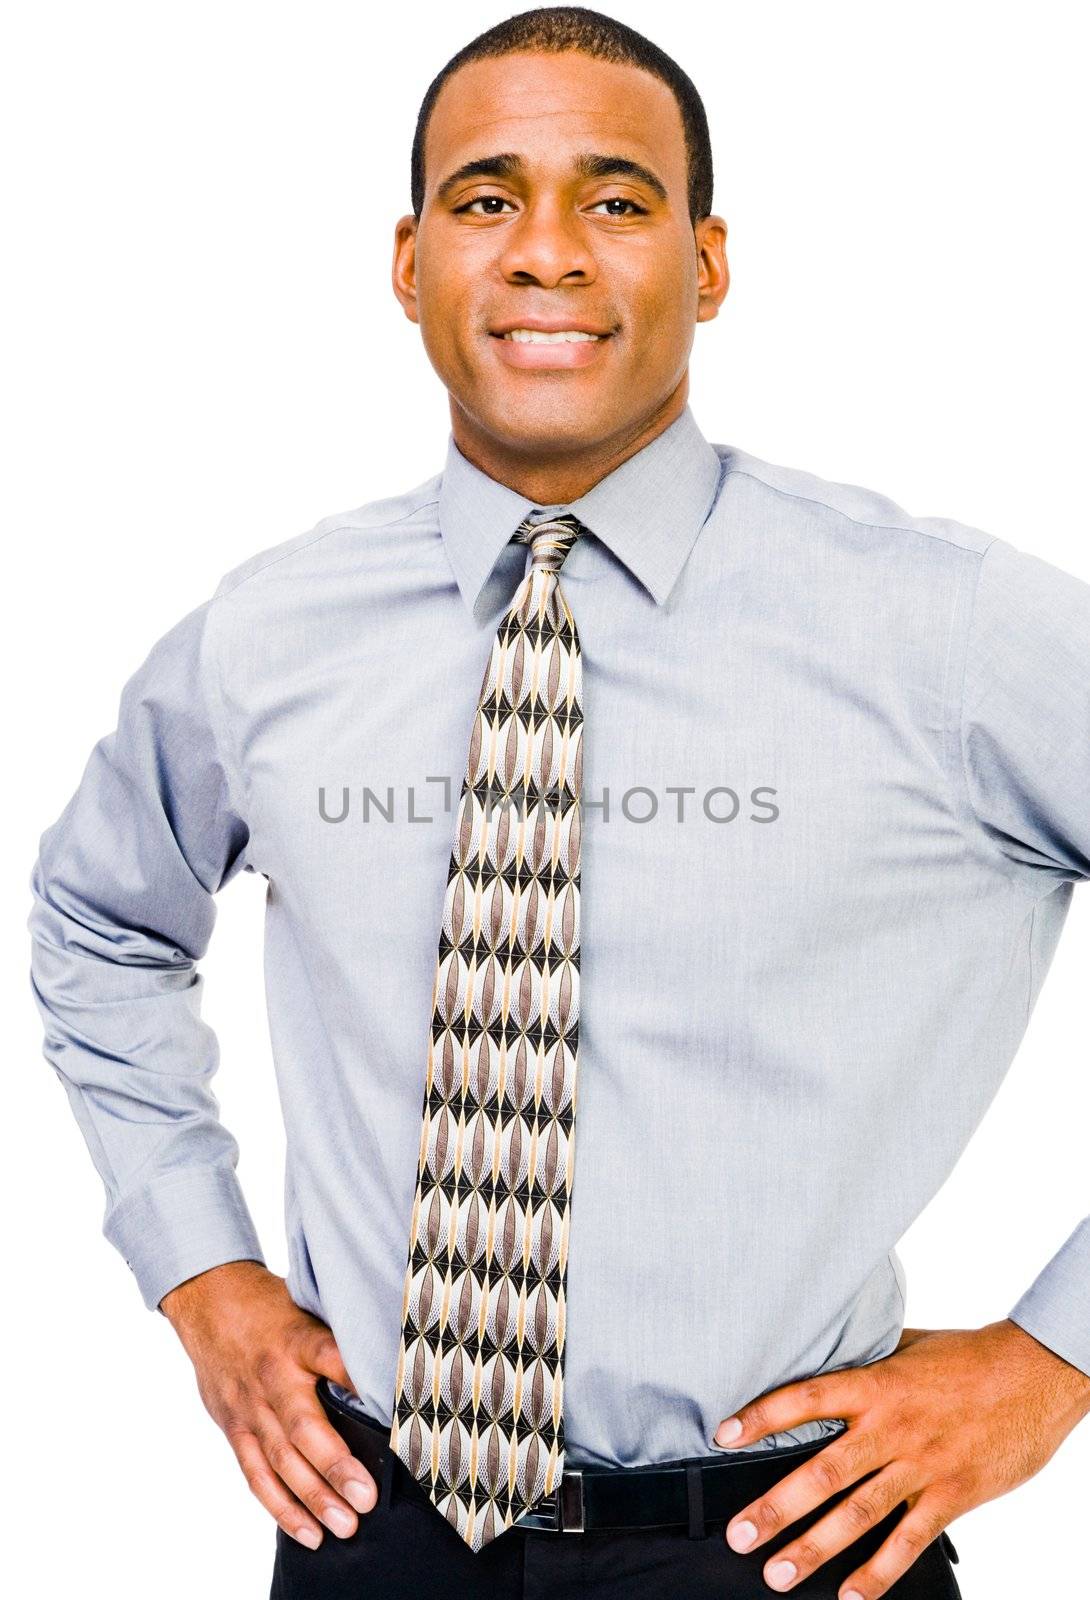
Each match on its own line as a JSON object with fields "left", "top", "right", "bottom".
{"left": 28, "top": 403, "right": 1090, "bottom": 1468}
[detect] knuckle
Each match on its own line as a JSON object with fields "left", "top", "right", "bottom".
{"left": 243, "top": 1463, "right": 277, "bottom": 1501}
{"left": 223, "top": 1416, "right": 253, "bottom": 1450}
{"left": 325, "top": 1451, "right": 362, "bottom": 1487}
{"left": 745, "top": 1401, "right": 770, "bottom": 1433}
{"left": 247, "top": 1460, "right": 288, "bottom": 1508}
{"left": 755, "top": 1499, "right": 784, "bottom": 1534}
{"left": 266, "top": 1435, "right": 295, "bottom": 1476}
{"left": 792, "top": 1535, "right": 824, "bottom": 1570}
{"left": 283, "top": 1407, "right": 316, "bottom": 1447}
{"left": 893, "top": 1520, "right": 929, "bottom": 1558}
{"left": 808, "top": 1451, "right": 843, "bottom": 1494}
{"left": 254, "top": 1347, "right": 283, "bottom": 1390}
{"left": 937, "top": 1473, "right": 967, "bottom": 1505}
{"left": 843, "top": 1492, "right": 879, "bottom": 1534}
{"left": 304, "top": 1485, "right": 341, "bottom": 1521}
{"left": 862, "top": 1358, "right": 889, "bottom": 1395}
{"left": 279, "top": 1513, "right": 317, "bottom": 1542}
{"left": 874, "top": 1366, "right": 900, "bottom": 1406}
{"left": 310, "top": 1328, "right": 339, "bottom": 1361}
{"left": 290, "top": 1319, "right": 318, "bottom": 1352}
{"left": 834, "top": 1431, "right": 871, "bottom": 1479}
{"left": 926, "top": 1508, "right": 952, "bottom": 1543}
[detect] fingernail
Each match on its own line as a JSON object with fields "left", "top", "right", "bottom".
{"left": 729, "top": 1519, "right": 758, "bottom": 1551}
{"left": 716, "top": 1416, "right": 743, "bottom": 1443}
{"left": 767, "top": 1559, "right": 798, "bottom": 1589}
{"left": 843, "top": 1591, "right": 865, "bottom": 1600}
{"left": 296, "top": 1526, "right": 322, "bottom": 1549}
{"left": 325, "top": 1506, "right": 355, "bottom": 1536}
{"left": 344, "top": 1479, "right": 374, "bottom": 1513}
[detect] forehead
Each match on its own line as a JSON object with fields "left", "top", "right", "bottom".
{"left": 426, "top": 50, "right": 687, "bottom": 187}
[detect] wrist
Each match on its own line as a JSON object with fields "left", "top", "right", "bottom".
{"left": 1001, "top": 1318, "right": 1090, "bottom": 1422}
{"left": 159, "top": 1259, "right": 269, "bottom": 1327}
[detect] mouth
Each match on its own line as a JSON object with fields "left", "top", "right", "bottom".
{"left": 487, "top": 326, "right": 616, "bottom": 369}
{"left": 491, "top": 328, "right": 613, "bottom": 343}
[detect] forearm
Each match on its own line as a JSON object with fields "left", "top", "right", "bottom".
{"left": 1005, "top": 1215, "right": 1090, "bottom": 1387}
{"left": 28, "top": 597, "right": 263, "bottom": 1311}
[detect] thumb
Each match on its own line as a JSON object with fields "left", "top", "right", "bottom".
{"left": 893, "top": 1327, "right": 932, "bottom": 1353}
{"left": 300, "top": 1319, "right": 356, "bottom": 1391}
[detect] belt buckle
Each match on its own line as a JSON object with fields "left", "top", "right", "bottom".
{"left": 514, "top": 1469, "right": 584, "bottom": 1533}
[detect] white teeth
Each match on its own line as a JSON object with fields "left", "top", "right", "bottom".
{"left": 503, "top": 329, "right": 602, "bottom": 343}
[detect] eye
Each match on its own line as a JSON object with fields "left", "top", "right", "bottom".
{"left": 454, "top": 195, "right": 514, "bottom": 215}
{"left": 453, "top": 194, "right": 648, "bottom": 217}
{"left": 588, "top": 197, "right": 647, "bottom": 216}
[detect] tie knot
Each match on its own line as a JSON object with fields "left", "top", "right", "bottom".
{"left": 512, "top": 511, "right": 587, "bottom": 574}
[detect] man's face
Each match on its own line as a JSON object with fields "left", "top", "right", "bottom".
{"left": 393, "top": 50, "right": 728, "bottom": 460}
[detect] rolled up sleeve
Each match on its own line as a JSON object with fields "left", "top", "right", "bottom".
{"left": 27, "top": 596, "right": 266, "bottom": 1312}
{"left": 960, "top": 534, "right": 1090, "bottom": 1375}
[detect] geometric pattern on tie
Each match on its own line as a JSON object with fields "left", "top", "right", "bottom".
{"left": 389, "top": 511, "right": 588, "bottom": 1552}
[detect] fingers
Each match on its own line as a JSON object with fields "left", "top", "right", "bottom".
{"left": 728, "top": 1457, "right": 912, "bottom": 1592}
{"left": 726, "top": 1430, "right": 877, "bottom": 1552}
{"left": 184, "top": 1283, "right": 381, "bottom": 1551}
{"left": 716, "top": 1371, "right": 871, "bottom": 1447}
{"left": 226, "top": 1378, "right": 379, "bottom": 1549}
{"left": 229, "top": 1422, "right": 328, "bottom": 1550}
{"left": 836, "top": 1495, "right": 955, "bottom": 1600}
{"left": 271, "top": 1384, "right": 379, "bottom": 1516}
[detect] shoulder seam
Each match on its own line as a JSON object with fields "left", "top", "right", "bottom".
{"left": 950, "top": 534, "right": 1043, "bottom": 899}
{"left": 214, "top": 498, "right": 439, "bottom": 601}
{"left": 723, "top": 466, "right": 992, "bottom": 555}
{"left": 197, "top": 598, "right": 255, "bottom": 856}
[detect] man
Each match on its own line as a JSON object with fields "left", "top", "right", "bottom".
{"left": 27, "top": 5, "right": 1090, "bottom": 1598}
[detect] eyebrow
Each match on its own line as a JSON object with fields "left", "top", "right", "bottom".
{"left": 434, "top": 150, "right": 670, "bottom": 206}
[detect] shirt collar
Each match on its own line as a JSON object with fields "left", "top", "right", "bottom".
{"left": 437, "top": 402, "right": 723, "bottom": 616}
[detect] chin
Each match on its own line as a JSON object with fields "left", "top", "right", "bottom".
{"left": 480, "top": 392, "right": 611, "bottom": 444}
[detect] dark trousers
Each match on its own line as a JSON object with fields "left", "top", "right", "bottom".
{"left": 269, "top": 1403, "right": 964, "bottom": 1600}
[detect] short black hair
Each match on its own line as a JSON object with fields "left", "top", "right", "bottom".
{"left": 410, "top": 6, "right": 714, "bottom": 228}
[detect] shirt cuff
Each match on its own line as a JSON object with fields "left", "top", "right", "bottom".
{"left": 1006, "top": 1216, "right": 1090, "bottom": 1379}
{"left": 102, "top": 1165, "right": 266, "bottom": 1313}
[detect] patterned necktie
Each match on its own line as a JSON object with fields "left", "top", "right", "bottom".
{"left": 390, "top": 510, "right": 587, "bottom": 1552}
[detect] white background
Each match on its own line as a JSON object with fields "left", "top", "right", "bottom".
{"left": 3, "top": 2, "right": 1088, "bottom": 1594}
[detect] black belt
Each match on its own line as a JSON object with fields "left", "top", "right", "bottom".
{"left": 316, "top": 1377, "right": 948, "bottom": 1548}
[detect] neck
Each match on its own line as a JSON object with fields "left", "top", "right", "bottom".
{"left": 449, "top": 382, "right": 689, "bottom": 505}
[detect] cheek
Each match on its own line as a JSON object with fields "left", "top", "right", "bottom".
{"left": 415, "top": 295, "right": 480, "bottom": 387}
{"left": 613, "top": 254, "right": 696, "bottom": 345}
{"left": 620, "top": 298, "right": 695, "bottom": 386}
{"left": 652, "top": 263, "right": 701, "bottom": 334}
{"left": 417, "top": 263, "right": 497, "bottom": 368}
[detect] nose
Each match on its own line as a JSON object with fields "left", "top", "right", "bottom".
{"left": 497, "top": 199, "right": 597, "bottom": 287}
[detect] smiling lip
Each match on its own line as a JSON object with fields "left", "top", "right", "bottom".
{"left": 488, "top": 320, "right": 616, "bottom": 370}
{"left": 489, "top": 316, "right": 617, "bottom": 336}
